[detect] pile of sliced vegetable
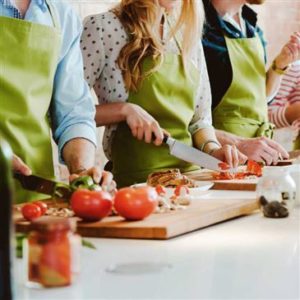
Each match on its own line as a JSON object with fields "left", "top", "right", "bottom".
{"left": 213, "top": 160, "right": 263, "bottom": 180}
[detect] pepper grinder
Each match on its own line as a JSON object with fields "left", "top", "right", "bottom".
{"left": 0, "top": 139, "right": 14, "bottom": 300}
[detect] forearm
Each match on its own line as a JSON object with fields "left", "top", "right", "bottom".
{"left": 62, "top": 138, "right": 96, "bottom": 174}
{"left": 285, "top": 102, "right": 300, "bottom": 124}
{"left": 266, "top": 67, "right": 283, "bottom": 98}
{"left": 193, "top": 128, "right": 220, "bottom": 153}
{"left": 95, "top": 102, "right": 128, "bottom": 126}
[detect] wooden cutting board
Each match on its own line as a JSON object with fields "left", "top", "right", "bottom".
{"left": 185, "top": 170, "right": 258, "bottom": 191}
{"left": 15, "top": 197, "right": 259, "bottom": 240}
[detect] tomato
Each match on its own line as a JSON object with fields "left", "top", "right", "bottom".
{"left": 114, "top": 187, "right": 158, "bottom": 220}
{"left": 70, "top": 189, "right": 113, "bottom": 222}
{"left": 174, "top": 185, "right": 190, "bottom": 197}
{"left": 22, "top": 204, "right": 42, "bottom": 221}
{"left": 33, "top": 201, "right": 48, "bottom": 215}
{"left": 39, "top": 238, "right": 71, "bottom": 287}
{"left": 155, "top": 184, "right": 166, "bottom": 195}
{"left": 247, "top": 160, "right": 263, "bottom": 177}
{"left": 218, "top": 162, "right": 230, "bottom": 171}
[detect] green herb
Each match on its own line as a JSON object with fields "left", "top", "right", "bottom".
{"left": 82, "top": 239, "right": 97, "bottom": 250}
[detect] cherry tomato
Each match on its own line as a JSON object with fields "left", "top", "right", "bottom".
{"left": 174, "top": 185, "right": 190, "bottom": 197}
{"left": 71, "top": 189, "right": 113, "bottom": 222}
{"left": 22, "top": 204, "right": 42, "bottom": 221}
{"left": 114, "top": 187, "right": 158, "bottom": 221}
{"left": 33, "top": 201, "right": 48, "bottom": 215}
{"left": 155, "top": 184, "right": 166, "bottom": 195}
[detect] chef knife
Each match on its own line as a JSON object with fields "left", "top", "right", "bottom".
{"left": 163, "top": 136, "right": 224, "bottom": 172}
{"left": 14, "top": 173, "right": 72, "bottom": 199}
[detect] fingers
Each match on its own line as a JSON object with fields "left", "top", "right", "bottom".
{"left": 69, "top": 174, "right": 79, "bottom": 182}
{"left": 152, "top": 123, "right": 164, "bottom": 146}
{"left": 237, "top": 148, "right": 248, "bottom": 165}
{"left": 231, "top": 145, "right": 239, "bottom": 169}
{"left": 69, "top": 168, "right": 115, "bottom": 190}
{"left": 260, "top": 150, "right": 274, "bottom": 166}
{"left": 223, "top": 145, "right": 233, "bottom": 168}
{"left": 100, "top": 170, "right": 114, "bottom": 187}
{"left": 12, "top": 155, "right": 32, "bottom": 176}
{"left": 265, "top": 138, "right": 289, "bottom": 159}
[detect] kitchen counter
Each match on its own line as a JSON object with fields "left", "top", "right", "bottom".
{"left": 15, "top": 191, "right": 300, "bottom": 300}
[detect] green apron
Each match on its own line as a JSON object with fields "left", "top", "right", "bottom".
{"left": 294, "top": 135, "right": 300, "bottom": 150}
{"left": 213, "top": 34, "right": 274, "bottom": 138}
{"left": 0, "top": 1, "right": 61, "bottom": 203}
{"left": 111, "top": 54, "right": 200, "bottom": 187}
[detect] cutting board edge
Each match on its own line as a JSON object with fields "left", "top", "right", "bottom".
{"left": 163, "top": 200, "right": 260, "bottom": 239}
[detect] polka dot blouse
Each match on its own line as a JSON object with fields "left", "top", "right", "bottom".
{"left": 81, "top": 11, "right": 213, "bottom": 160}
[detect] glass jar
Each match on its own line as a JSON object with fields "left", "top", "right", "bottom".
{"left": 256, "top": 167, "right": 296, "bottom": 218}
{"left": 24, "top": 216, "right": 80, "bottom": 288}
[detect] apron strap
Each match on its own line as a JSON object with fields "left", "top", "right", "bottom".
{"left": 45, "top": 0, "right": 60, "bottom": 30}
{"left": 165, "top": 14, "right": 182, "bottom": 53}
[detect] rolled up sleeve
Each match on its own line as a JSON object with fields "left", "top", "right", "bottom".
{"left": 189, "top": 44, "right": 214, "bottom": 135}
{"left": 50, "top": 12, "right": 97, "bottom": 160}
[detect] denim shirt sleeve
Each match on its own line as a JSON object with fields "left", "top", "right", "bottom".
{"left": 50, "top": 5, "right": 97, "bottom": 161}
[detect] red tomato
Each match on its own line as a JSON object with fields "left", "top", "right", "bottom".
{"left": 218, "top": 162, "right": 230, "bottom": 171}
{"left": 247, "top": 160, "right": 263, "bottom": 177}
{"left": 40, "top": 237, "right": 71, "bottom": 287}
{"left": 70, "top": 189, "right": 113, "bottom": 222}
{"left": 22, "top": 204, "right": 42, "bottom": 221}
{"left": 114, "top": 187, "right": 158, "bottom": 220}
{"left": 174, "top": 185, "right": 190, "bottom": 197}
{"left": 155, "top": 184, "right": 166, "bottom": 195}
{"left": 33, "top": 201, "right": 48, "bottom": 215}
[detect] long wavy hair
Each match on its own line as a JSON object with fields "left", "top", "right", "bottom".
{"left": 114, "top": 0, "right": 205, "bottom": 92}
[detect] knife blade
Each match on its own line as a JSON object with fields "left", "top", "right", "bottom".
{"left": 163, "top": 136, "right": 223, "bottom": 171}
{"left": 14, "top": 173, "right": 72, "bottom": 199}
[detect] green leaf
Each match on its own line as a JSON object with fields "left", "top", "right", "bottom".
{"left": 82, "top": 239, "right": 97, "bottom": 250}
{"left": 15, "top": 233, "right": 27, "bottom": 258}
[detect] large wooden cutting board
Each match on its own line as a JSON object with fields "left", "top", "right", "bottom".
{"left": 15, "top": 197, "right": 259, "bottom": 240}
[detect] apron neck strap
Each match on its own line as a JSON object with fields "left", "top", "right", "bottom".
{"left": 165, "top": 14, "right": 182, "bottom": 53}
{"left": 45, "top": 0, "right": 60, "bottom": 30}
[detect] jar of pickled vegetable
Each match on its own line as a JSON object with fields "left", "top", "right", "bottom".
{"left": 256, "top": 167, "right": 296, "bottom": 218}
{"left": 24, "top": 217, "right": 80, "bottom": 288}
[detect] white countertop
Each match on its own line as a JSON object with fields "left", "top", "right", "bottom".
{"left": 15, "top": 191, "right": 300, "bottom": 300}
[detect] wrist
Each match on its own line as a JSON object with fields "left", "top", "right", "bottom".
{"left": 272, "top": 58, "right": 290, "bottom": 74}
{"left": 120, "top": 102, "right": 132, "bottom": 121}
{"left": 200, "top": 140, "right": 221, "bottom": 153}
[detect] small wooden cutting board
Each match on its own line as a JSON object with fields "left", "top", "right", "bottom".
{"left": 15, "top": 197, "right": 259, "bottom": 240}
{"left": 185, "top": 170, "right": 258, "bottom": 191}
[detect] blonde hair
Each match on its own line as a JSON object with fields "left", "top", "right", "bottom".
{"left": 114, "top": 0, "right": 205, "bottom": 92}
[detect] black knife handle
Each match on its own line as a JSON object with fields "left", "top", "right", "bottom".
{"left": 151, "top": 133, "right": 169, "bottom": 143}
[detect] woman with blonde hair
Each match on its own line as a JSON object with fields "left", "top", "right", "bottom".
{"left": 81, "top": 0, "right": 246, "bottom": 187}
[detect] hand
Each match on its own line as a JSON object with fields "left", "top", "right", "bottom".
{"left": 210, "top": 145, "right": 247, "bottom": 169}
{"left": 123, "top": 103, "right": 165, "bottom": 146}
{"left": 69, "top": 167, "right": 116, "bottom": 191}
{"left": 12, "top": 154, "right": 32, "bottom": 175}
{"left": 236, "top": 136, "right": 289, "bottom": 165}
{"left": 275, "top": 33, "right": 300, "bottom": 69}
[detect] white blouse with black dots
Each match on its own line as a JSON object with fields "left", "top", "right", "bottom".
{"left": 81, "top": 11, "right": 213, "bottom": 160}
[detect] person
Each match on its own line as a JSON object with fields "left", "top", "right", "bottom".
{"left": 269, "top": 59, "right": 300, "bottom": 149}
{"left": 202, "top": 0, "right": 299, "bottom": 164}
{"left": 0, "top": 0, "right": 113, "bottom": 203}
{"left": 81, "top": 0, "right": 247, "bottom": 187}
